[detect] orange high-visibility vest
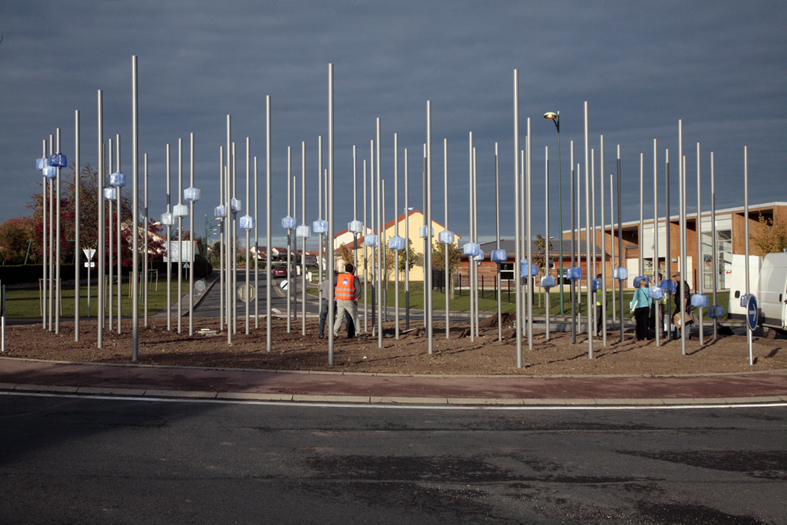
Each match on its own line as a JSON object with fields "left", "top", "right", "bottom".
{"left": 335, "top": 273, "right": 356, "bottom": 301}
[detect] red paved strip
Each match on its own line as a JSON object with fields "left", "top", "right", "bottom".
{"left": 2, "top": 358, "right": 786, "bottom": 401}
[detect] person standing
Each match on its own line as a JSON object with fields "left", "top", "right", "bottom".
{"left": 333, "top": 263, "right": 362, "bottom": 339}
{"left": 672, "top": 271, "right": 693, "bottom": 338}
{"left": 318, "top": 269, "right": 356, "bottom": 338}
{"left": 594, "top": 273, "right": 604, "bottom": 336}
{"left": 630, "top": 277, "right": 652, "bottom": 341}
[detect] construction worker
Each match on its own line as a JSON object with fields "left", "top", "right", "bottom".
{"left": 333, "top": 263, "right": 362, "bottom": 339}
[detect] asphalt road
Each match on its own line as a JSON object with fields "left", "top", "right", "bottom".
{"left": 1, "top": 394, "right": 784, "bottom": 524}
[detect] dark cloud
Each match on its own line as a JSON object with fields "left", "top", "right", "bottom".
{"left": 1, "top": 0, "right": 785, "bottom": 248}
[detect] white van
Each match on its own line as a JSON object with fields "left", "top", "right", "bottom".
{"left": 727, "top": 254, "right": 762, "bottom": 320}
{"left": 759, "top": 252, "right": 787, "bottom": 336}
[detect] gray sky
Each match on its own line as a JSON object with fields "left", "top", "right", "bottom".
{"left": 2, "top": 0, "right": 786, "bottom": 249}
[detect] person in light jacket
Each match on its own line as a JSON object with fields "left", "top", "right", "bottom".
{"left": 630, "top": 277, "right": 653, "bottom": 341}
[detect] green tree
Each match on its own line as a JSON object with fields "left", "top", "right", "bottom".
{"left": 751, "top": 214, "right": 787, "bottom": 255}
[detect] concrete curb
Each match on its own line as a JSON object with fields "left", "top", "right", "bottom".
{"left": 2, "top": 381, "right": 786, "bottom": 407}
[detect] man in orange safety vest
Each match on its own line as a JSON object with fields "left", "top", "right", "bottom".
{"left": 333, "top": 263, "right": 361, "bottom": 338}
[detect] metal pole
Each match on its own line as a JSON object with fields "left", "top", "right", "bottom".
{"left": 426, "top": 102, "right": 433, "bottom": 354}
{"left": 600, "top": 138, "right": 607, "bottom": 346}
{"left": 570, "top": 141, "right": 576, "bottom": 344}
{"left": 544, "top": 146, "right": 550, "bottom": 340}
{"left": 557, "top": 114, "right": 564, "bottom": 315}
{"left": 394, "top": 135, "right": 400, "bottom": 339}
{"left": 468, "top": 132, "right": 474, "bottom": 343}
{"left": 218, "top": 146, "right": 224, "bottom": 331}
{"left": 245, "top": 137, "right": 250, "bottom": 335}
{"left": 167, "top": 145, "right": 172, "bottom": 331}
{"left": 639, "top": 153, "right": 644, "bottom": 278}
{"left": 226, "top": 115, "right": 232, "bottom": 346}
{"left": 301, "top": 142, "right": 307, "bottom": 336}
{"left": 42, "top": 140, "right": 47, "bottom": 331}
{"left": 328, "top": 65, "right": 335, "bottom": 363}
{"left": 97, "top": 91, "right": 104, "bottom": 347}
{"left": 654, "top": 139, "right": 660, "bottom": 347}
{"left": 74, "top": 111, "right": 80, "bottom": 340}
{"left": 362, "top": 156, "right": 367, "bottom": 333}
{"left": 696, "top": 142, "right": 704, "bottom": 345}
{"left": 404, "top": 149, "right": 410, "bottom": 331}
{"left": 131, "top": 55, "right": 139, "bottom": 361}
{"left": 144, "top": 153, "right": 149, "bottom": 327}
{"left": 55, "top": 129, "right": 61, "bottom": 334}
{"left": 495, "top": 142, "right": 502, "bottom": 341}
{"left": 255, "top": 155, "right": 259, "bottom": 329}
{"left": 711, "top": 152, "right": 718, "bottom": 340}
{"left": 679, "top": 121, "right": 687, "bottom": 355}
{"left": 665, "top": 149, "right": 672, "bottom": 341}
{"left": 107, "top": 140, "right": 113, "bottom": 333}
{"left": 513, "top": 69, "right": 522, "bottom": 368}
{"left": 48, "top": 136, "right": 53, "bottom": 332}
{"left": 444, "top": 138, "right": 450, "bottom": 339}
{"left": 591, "top": 148, "right": 597, "bottom": 338}
{"left": 618, "top": 146, "right": 624, "bottom": 342}
{"left": 189, "top": 133, "right": 195, "bottom": 336}
{"left": 745, "top": 146, "right": 752, "bottom": 365}
{"left": 526, "top": 118, "right": 533, "bottom": 351}
{"left": 583, "top": 102, "right": 592, "bottom": 358}
{"left": 177, "top": 138, "right": 183, "bottom": 334}
{"left": 116, "top": 134, "right": 121, "bottom": 335}
{"left": 287, "top": 147, "right": 292, "bottom": 334}
{"left": 610, "top": 172, "right": 616, "bottom": 328}
{"left": 376, "top": 119, "right": 383, "bottom": 349}
{"left": 266, "top": 95, "right": 272, "bottom": 353}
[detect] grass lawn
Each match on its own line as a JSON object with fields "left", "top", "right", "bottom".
{"left": 4, "top": 280, "right": 188, "bottom": 319}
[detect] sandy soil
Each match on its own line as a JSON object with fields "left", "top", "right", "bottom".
{"left": 2, "top": 315, "right": 786, "bottom": 376}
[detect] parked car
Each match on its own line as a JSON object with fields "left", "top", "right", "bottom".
{"left": 272, "top": 265, "right": 288, "bottom": 278}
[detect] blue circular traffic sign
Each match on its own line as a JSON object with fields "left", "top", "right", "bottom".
{"left": 746, "top": 294, "right": 758, "bottom": 331}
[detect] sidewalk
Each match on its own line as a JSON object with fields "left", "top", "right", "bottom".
{"left": 1, "top": 357, "right": 785, "bottom": 406}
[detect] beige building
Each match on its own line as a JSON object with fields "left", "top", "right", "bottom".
{"left": 334, "top": 209, "right": 458, "bottom": 282}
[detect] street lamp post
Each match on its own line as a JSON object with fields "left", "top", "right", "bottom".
{"left": 544, "top": 112, "right": 564, "bottom": 314}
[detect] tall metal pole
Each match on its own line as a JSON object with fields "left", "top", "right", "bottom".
{"left": 526, "top": 118, "right": 533, "bottom": 351}
{"left": 116, "top": 135, "right": 121, "bottom": 335}
{"left": 74, "top": 111, "right": 80, "bottom": 340}
{"left": 495, "top": 142, "right": 502, "bottom": 341}
{"left": 48, "top": 136, "right": 53, "bottom": 332}
{"left": 583, "top": 102, "right": 592, "bottom": 358}
{"left": 404, "top": 149, "right": 410, "bottom": 331}
{"left": 617, "top": 145, "right": 624, "bottom": 342}
{"left": 177, "top": 138, "right": 183, "bottom": 334}
{"left": 144, "top": 153, "right": 149, "bottom": 327}
{"left": 254, "top": 155, "right": 259, "bottom": 329}
{"left": 513, "top": 70, "right": 522, "bottom": 368}
{"left": 394, "top": 134, "right": 400, "bottom": 339}
{"left": 167, "top": 145, "right": 172, "bottom": 331}
{"left": 55, "top": 129, "right": 61, "bottom": 335}
{"left": 376, "top": 119, "right": 383, "bottom": 349}
{"left": 610, "top": 172, "right": 616, "bottom": 328}
{"left": 599, "top": 137, "right": 607, "bottom": 346}
{"left": 665, "top": 149, "right": 672, "bottom": 341}
{"left": 711, "top": 152, "right": 718, "bottom": 340}
{"left": 591, "top": 148, "right": 597, "bottom": 337}
{"left": 266, "top": 95, "right": 273, "bottom": 353}
{"left": 189, "top": 133, "right": 195, "bottom": 336}
{"left": 107, "top": 140, "right": 113, "bottom": 333}
{"left": 301, "top": 142, "right": 307, "bottom": 336}
{"left": 97, "top": 90, "right": 104, "bottom": 348}
{"left": 326, "top": 64, "right": 336, "bottom": 365}
{"left": 225, "top": 116, "right": 232, "bottom": 345}
{"left": 570, "top": 141, "right": 576, "bottom": 344}
{"left": 696, "top": 142, "right": 704, "bottom": 346}
{"left": 245, "top": 137, "right": 251, "bottom": 335}
{"left": 639, "top": 153, "right": 644, "bottom": 277}
{"left": 362, "top": 156, "right": 368, "bottom": 333}
{"left": 468, "top": 132, "right": 475, "bottom": 343}
{"left": 131, "top": 55, "right": 139, "bottom": 361}
{"left": 679, "top": 120, "right": 687, "bottom": 355}
{"left": 744, "top": 146, "right": 752, "bottom": 365}
{"left": 444, "top": 138, "right": 450, "bottom": 339}
{"left": 218, "top": 146, "right": 224, "bottom": 331}
{"left": 653, "top": 139, "right": 660, "bottom": 347}
{"left": 286, "top": 146, "right": 292, "bottom": 334}
{"left": 41, "top": 140, "right": 47, "bottom": 331}
{"left": 544, "top": 146, "right": 550, "bottom": 340}
{"left": 426, "top": 102, "right": 434, "bottom": 355}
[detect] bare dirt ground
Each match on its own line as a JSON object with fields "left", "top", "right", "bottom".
{"left": 3, "top": 314, "right": 786, "bottom": 376}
